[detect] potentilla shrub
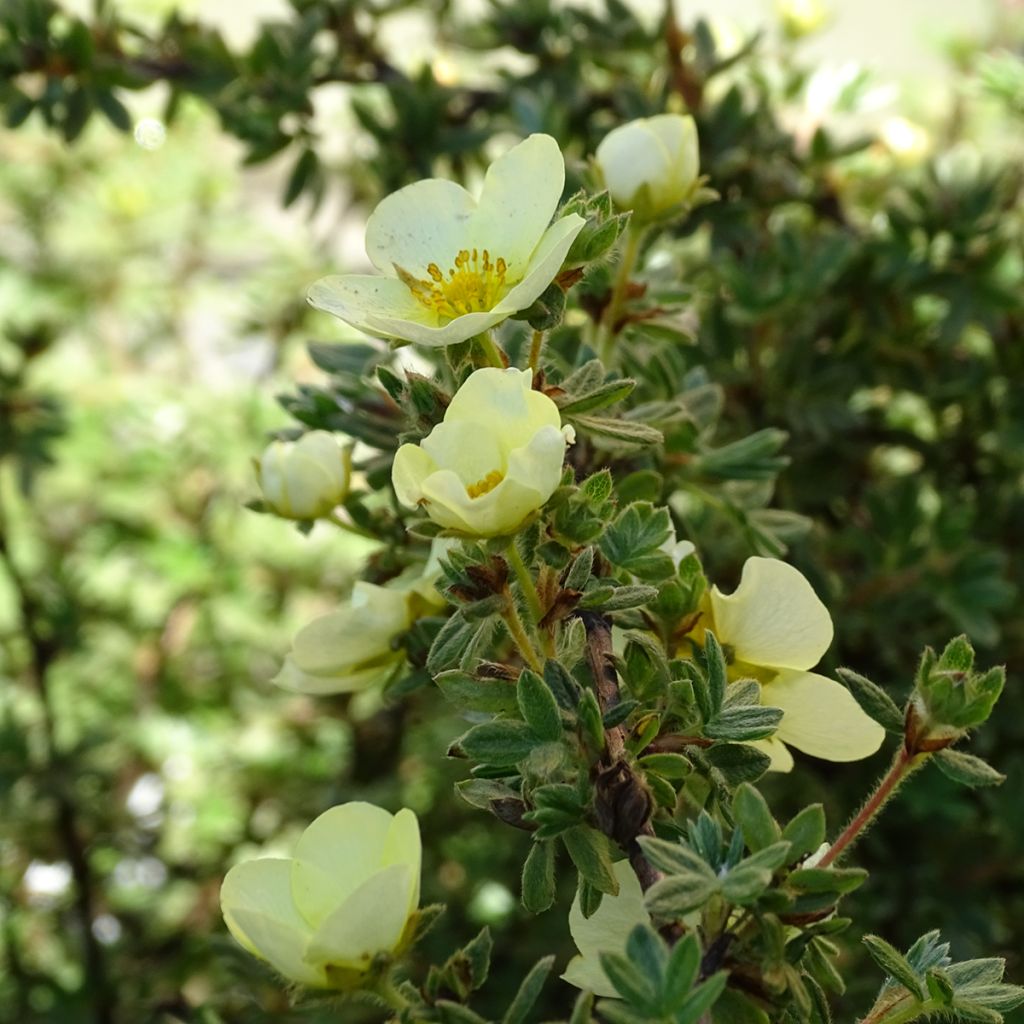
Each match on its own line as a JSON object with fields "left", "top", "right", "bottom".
{"left": 226, "top": 121, "right": 1020, "bottom": 1024}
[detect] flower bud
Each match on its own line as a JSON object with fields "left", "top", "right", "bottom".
{"left": 273, "top": 582, "right": 412, "bottom": 694}
{"left": 392, "top": 367, "right": 573, "bottom": 537}
{"left": 256, "top": 431, "right": 350, "bottom": 521}
{"left": 220, "top": 802, "right": 421, "bottom": 988}
{"left": 595, "top": 114, "right": 700, "bottom": 222}
{"left": 777, "top": 0, "right": 828, "bottom": 39}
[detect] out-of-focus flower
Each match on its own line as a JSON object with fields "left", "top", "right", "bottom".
{"left": 273, "top": 582, "right": 412, "bottom": 694}
{"left": 256, "top": 431, "right": 350, "bottom": 521}
{"left": 392, "top": 367, "right": 573, "bottom": 537}
{"left": 220, "top": 803, "right": 421, "bottom": 988}
{"left": 595, "top": 115, "right": 700, "bottom": 222}
{"left": 561, "top": 860, "right": 649, "bottom": 997}
{"left": 879, "top": 117, "right": 931, "bottom": 165}
{"left": 308, "top": 135, "right": 584, "bottom": 347}
{"left": 777, "top": 0, "right": 829, "bottom": 39}
{"left": 690, "top": 557, "right": 885, "bottom": 772}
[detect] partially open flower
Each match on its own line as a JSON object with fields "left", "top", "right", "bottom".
{"left": 220, "top": 802, "right": 421, "bottom": 988}
{"left": 256, "top": 431, "right": 351, "bottom": 521}
{"left": 392, "top": 367, "right": 573, "bottom": 537}
{"left": 273, "top": 582, "right": 412, "bottom": 695}
{"left": 561, "top": 860, "right": 649, "bottom": 997}
{"left": 308, "top": 135, "right": 584, "bottom": 347}
{"left": 595, "top": 114, "right": 700, "bottom": 222}
{"left": 693, "top": 557, "right": 885, "bottom": 772}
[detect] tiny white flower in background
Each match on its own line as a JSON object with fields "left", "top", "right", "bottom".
{"left": 595, "top": 114, "right": 700, "bottom": 222}
{"left": 220, "top": 802, "right": 421, "bottom": 989}
{"left": 392, "top": 367, "right": 573, "bottom": 537}
{"left": 308, "top": 134, "right": 584, "bottom": 347}
{"left": 561, "top": 860, "right": 649, "bottom": 997}
{"left": 803, "top": 842, "right": 831, "bottom": 868}
{"left": 777, "top": 0, "right": 829, "bottom": 38}
{"left": 697, "top": 557, "right": 885, "bottom": 772}
{"left": 273, "top": 582, "right": 411, "bottom": 695}
{"left": 256, "top": 431, "right": 351, "bottom": 521}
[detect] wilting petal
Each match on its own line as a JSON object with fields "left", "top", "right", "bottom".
{"left": 766, "top": 670, "right": 886, "bottom": 762}
{"left": 710, "top": 557, "right": 834, "bottom": 671}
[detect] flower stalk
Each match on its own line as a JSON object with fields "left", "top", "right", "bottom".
{"left": 596, "top": 225, "right": 642, "bottom": 364}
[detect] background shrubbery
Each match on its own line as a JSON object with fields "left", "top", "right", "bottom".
{"left": 1, "top": 1, "right": 1021, "bottom": 1021}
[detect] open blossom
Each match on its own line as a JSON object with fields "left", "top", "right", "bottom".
{"left": 220, "top": 802, "right": 421, "bottom": 988}
{"left": 392, "top": 367, "right": 573, "bottom": 537}
{"left": 256, "top": 430, "right": 350, "bottom": 520}
{"left": 307, "top": 134, "right": 584, "bottom": 347}
{"left": 595, "top": 114, "right": 700, "bottom": 222}
{"left": 561, "top": 860, "right": 649, "bottom": 997}
{"left": 692, "top": 557, "right": 885, "bottom": 772}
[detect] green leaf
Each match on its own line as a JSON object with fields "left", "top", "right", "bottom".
{"left": 636, "top": 837, "right": 716, "bottom": 878}
{"left": 517, "top": 669, "right": 563, "bottom": 741}
{"left": 569, "top": 990, "right": 595, "bottom": 1024}
{"left": 626, "top": 923, "right": 669, "bottom": 990}
{"left": 451, "top": 720, "right": 541, "bottom": 767}
{"left": 704, "top": 705, "right": 782, "bottom": 741}
{"left": 703, "top": 631, "right": 728, "bottom": 713}
{"left": 639, "top": 752, "right": 693, "bottom": 779}
{"left": 96, "top": 90, "right": 131, "bottom": 131}
{"left": 733, "top": 783, "right": 781, "bottom": 851}
{"left": 645, "top": 873, "right": 718, "bottom": 918}
{"left": 563, "top": 826, "right": 619, "bottom": 895}
{"left": 663, "top": 933, "right": 702, "bottom": 1010}
{"left": 862, "top": 935, "right": 925, "bottom": 999}
{"left": 428, "top": 611, "right": 497, "bottom": 674}
{"left": 558, "top": 377, "right": 636, "bottom": 415}
{"left": 436, "top": 671, "right": 519, "bottom": 715}
{"left": 600, "top": 950, "right": 659, "bottom": 1011}
{"left": 782, "top": 805, "right": 826, "bottom": 863}
{"left": 503, "top": 956, "right": 555, "bottom": 1024}
{"left": 436, "top": 1002, "right": 490, "bottom": 1024}
{"left": 836, "top": 668, "right": 905, "bottom": 733}
{"left": 789, "top": 867, "right": 868, "bottom": 894}
{"left": 676, "top": 971, "right": 729, "bottom": 1024}
{"left": 283, "top": 147, "right": 319, "bottom": 207}
{"left": 572, "top": 413, "right": 664, "bottom": 449}
{"left": 934, "top": 749, "right": 1006, "bottom": 788}
{"left": 704, "top": 743, "right": 771, "bottom": 785}
{"left": 721, "top": 864, "right": 772, "bottom": 905}
{"left": 521, "top": 840, "right": 556, "bottom": 913}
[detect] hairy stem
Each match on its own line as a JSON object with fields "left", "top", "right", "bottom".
{"left": 502, "top": 596, "right": 543, "bottom": 672}
{"left": 505, "top": 540, "right": 550, "bottom": 659}
{"left": 596, "top": 226, "right": 642, "bottom": 364}
{"left": 819, "top": 745, "right": 926, "bottom": 868}
{"left": 528, "top": 329, "right": 546, "bottom": 373}
{"left": 476, "top": 330, "right": 506, "bottom": 368}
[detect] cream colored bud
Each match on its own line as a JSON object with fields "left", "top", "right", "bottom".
{"left": 257, "top": 431, "right": 350, "bottom": 520}
{"left": 595, "top": 114, "right": 700, "bottom": 222}
{"left": 220, "top": 802, "right": 421, "bottom": 988}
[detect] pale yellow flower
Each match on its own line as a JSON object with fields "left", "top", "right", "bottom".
{"left": 702, "top": 557, "right": 884, "bottom": 772}
{"left": 595, "top": 114, "right": 700, "bottom": 222}
{"left": 392, "top": 367, "right": 573, "bottom": 537}
{"left": 256, "top": 431, "right": 350, "bottom": 520}
{"left": 308, "top": 135, "right": 584, "bottom": 347}
{"left": 220, "top": 802, "right": 421, "bottom": 988}
{"left": 561, "top": 860, "right": 649, "bottom": 997}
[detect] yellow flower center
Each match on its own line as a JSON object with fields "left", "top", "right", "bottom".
{"left": 466, "top": 469, "right": 504, "bottom": 499}
{"left": 402, "top": 248, "right": 510, "bottom": 319}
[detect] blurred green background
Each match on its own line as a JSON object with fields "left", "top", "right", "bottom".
{"left": 1, "top": 1, "right": 1022, "bottom": 1022}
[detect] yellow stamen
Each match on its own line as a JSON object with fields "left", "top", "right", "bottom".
{"left": 399, "top": 248, "right": 512, "bottom": 319}
{"left": 466, "top": 469, "right": 504, "bottom": 499}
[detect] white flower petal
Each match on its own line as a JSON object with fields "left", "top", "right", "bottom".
{"left": 365, "top": 307, "right": 508, "bottom": 348}
{"left": 596, "top": 122, "right": 673, "bottom": 210}
{"left": 365, "top": 178, "right": 477, "bottom": 276}
{"left": 307, "top": 275, "right": 431, "bottom": 338}
{"left": 382, "top": 808, "right": 422, "bottom": 918}
{"left": 710, "top": 557, "right": 833, "bottom": 671}
{"left": 290, "top": 803, "right": 397, "bottom": 929}
{"left": 392, "top": 443, "right": 439, "bottom": 509}
{"left": 220, "top": 859, "right": 326, "bottom": 987}
{"left": 420, "top": 419, "right": 506, "bottom": 485}
{"left": 419, "top": 468, "right": 546, "bottom": 537}
{"left": 272, "top": 654, "right": 393, "bottom": 695}
{"left": 492, "top": 215, "right": 585, "bottom": 313}
{"left": 747, "top": 736, "right": 795, "bottom": 774}
{"left": 767, "top": 670, "right": 886, "bottom": 762}
{"left": 468, "top": 134, "right": 567, "bottom": 271}
{"left": 562, "top": 954, "right": 618, "bottom": 999}
{"left": 305, "top": 864, "right": 413, "bottom": 968}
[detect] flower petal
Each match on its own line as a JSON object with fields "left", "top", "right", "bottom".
{"left": 392, "top": 443, "right": 439, "bottom": 509}
{"left": 290, "top": 803, "right": 396, "bottom": 929}
{"left": 766, "top": 670, "right": 886, "bottom": 762}
{"left": 710, "top": 557, "right": 833, "bottom": 671}
{"left": 365, "top": 307, "right": 508, "bottom": 348}
{"left": 596, "top": 122, "right": 672, "bottom": 209}
{"left": 492, "top": 214, "right": 585, "bottom": 314}
{"left": 382, "top": 807, "right": 422, "bottom": 918}
{"left": 420, "top": 419, "right": 506, "bottom": 484}
{"left": 419, "top": 467, "right": 547, "bottom": 536}
{"left": 747, "top": 736, "right": 795, "bottom": 774}
{"left": 272, "top": 654, "right": 394, "bottom": 695}
{"left": 563, "top": 859, "right": 648, "bottom": 997}
{"left": 305, "top": 864, "right": 413, "bottom": 969}
{"left": 365, "top": 178, "right": 477, "bottom": 276}
{"left": 307, "top": 274, "right": 432, "bottom": 338}
{"left": 469, "top": 134, "right": 567, "bottom": 271}
{"left": 220, "top": 858, "right": 325, "bottom": 986}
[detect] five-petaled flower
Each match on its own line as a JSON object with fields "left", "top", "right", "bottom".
{"left": 220, "top": 802, "right": 421, "bottom": 988}
{"left": 392, "top": 367, "right": 573, "bottom": 537}
{"left": 691, "top": 556, "right": 885, "bottom": 772}
{"left": 307, "top": 134, "right": 585, "bottom": 347}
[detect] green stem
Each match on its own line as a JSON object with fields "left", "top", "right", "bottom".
{"left": 501, "top": 598, "right": 543, "bottom": 672}
{"left": 861, "top": 993, "right": 940, "bottom": 1024}
{"left": 506, "top": 540, "right": 544, "bottom": 626}
{"left": 475, "top": 330, "right": 506, "bottom": 368}
{"left": 527, "top": 329, "right": 546, "bottom": 373}
{"left": 595, "top": 225, "right": 643, "bottom": 364}
{"left": 819, "top": 745, "right": 926, "bottom": 867}
{"left": 327, "top": 510, "right": 379, "bottom": 541}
